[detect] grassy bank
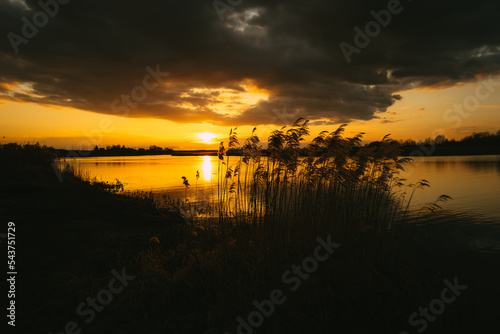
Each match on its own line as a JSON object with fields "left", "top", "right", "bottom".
{"left": 0, "top": 139, "right": 481, "bottom": 334}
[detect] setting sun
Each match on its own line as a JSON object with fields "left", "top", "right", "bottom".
{"left": 197, "top": 132, "right": 216, "bottom": 143}
{"left": 1, "top": 1, "right": 500, "bottom": 332}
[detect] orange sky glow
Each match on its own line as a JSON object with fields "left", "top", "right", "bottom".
{"left": 1, "top": 75, "right": 499, "bottom": 149}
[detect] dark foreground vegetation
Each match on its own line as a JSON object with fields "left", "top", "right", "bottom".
{"left": 1, "top": 126, "right": 498, "bottom": 333}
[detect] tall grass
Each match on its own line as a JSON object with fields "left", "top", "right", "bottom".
{"left": 54, "top": 158, "right": 125, "bottom": 193}
{"left": 138, "top": 119, "right": 455, "bottom": 333}
{"left": 2, "top": 139, "right": 460, "bottom": 333}
{"left": 204, "top": 118, "right": 441, "bottom": 245}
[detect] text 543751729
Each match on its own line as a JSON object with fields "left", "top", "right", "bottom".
{"left": 6, "top": 222, "right": 16, "bottom": 327}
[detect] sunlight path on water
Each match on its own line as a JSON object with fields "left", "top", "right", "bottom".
{"left": 63, "top": 154, "right": 500, "bottom": 222}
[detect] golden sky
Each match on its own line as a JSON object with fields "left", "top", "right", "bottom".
{"left": 2, "top": 0, "right": 500, "bottom": 149}
{"left": 1, "top": 75, "right": 499, "bottom": 149}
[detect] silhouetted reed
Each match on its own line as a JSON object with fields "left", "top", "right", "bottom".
{"left": 200, "top": 118, "right": 440, "bottom": 245}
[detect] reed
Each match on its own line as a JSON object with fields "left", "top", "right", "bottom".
{"left": 2, "top": 139, "right": 461, "bottom": 334}
{"left": 197, "top": 118, "right": 435, "bottom": 246}
{"left": 141, "top": 120, "right": 456, "bottom": 333}
{"left": 140, "top": 119, "right": 457, "bottom": 332}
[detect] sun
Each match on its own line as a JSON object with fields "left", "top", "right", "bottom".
{"left": 198, "top": 132, "right": 216, "bottom": 143}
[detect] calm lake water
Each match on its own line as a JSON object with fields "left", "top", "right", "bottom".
{"left": 64, "top": 155, "right": 500, "bottom": 222}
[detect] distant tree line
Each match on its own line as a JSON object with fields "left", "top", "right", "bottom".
{"left": 399, "top": 130, "right": 500, "bottom": 156}
{"left": 91, "top": 145, "right": 173, "bottom": 156}
{"left": 55, "top": 145, "right": 174, "bottom": 157}
{"left": 3, "top": 130, "right": 499, "bottom": 159}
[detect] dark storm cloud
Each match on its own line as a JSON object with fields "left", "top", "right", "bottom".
{"left": 0, "top": 0, "right": 499, "bottom": 126}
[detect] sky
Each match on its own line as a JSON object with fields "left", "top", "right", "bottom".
{"left": 0, "top": 0, "right": 499, "bottom": 149}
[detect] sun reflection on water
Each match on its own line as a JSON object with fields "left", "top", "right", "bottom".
{"left": 202, "top": 156, "right": 212, "bottom": 181}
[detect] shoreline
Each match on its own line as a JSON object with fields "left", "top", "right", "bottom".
{"left": 57, "top": 151, "right": 500, "bottom": 158}
{"left": 2, "top": 144, "right": 498, "bottom": 333}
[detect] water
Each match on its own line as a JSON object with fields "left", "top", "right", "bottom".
{"left": 400, "top": 155, "right": 500, "bottom": 222}
{"left": 63, "top": 155, "right": 500, "bottom": 222}
{"left": 64, "top": 155, "right": 232, "bottom": 202}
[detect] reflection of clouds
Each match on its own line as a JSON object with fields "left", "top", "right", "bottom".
{"left": 202, "top": 156, "right": 212, "bottom": 181}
